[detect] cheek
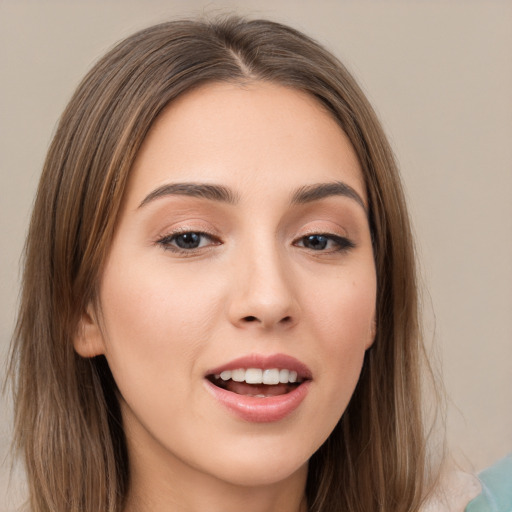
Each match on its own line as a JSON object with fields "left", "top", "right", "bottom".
{"left": 307, "top": 265, "right": 376, "bottom": 348}
{"left": 303, "top": 265, "right": 376, "bottom": 413}
{"left": 97, "top": 256, "right": 225, "bottom": 386}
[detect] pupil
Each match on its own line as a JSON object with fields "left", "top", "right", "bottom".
{"left": 176, "top": 233, "right": 201, "bottom": 249}
{"left": 305, "top": 235, "right": 328, "bottom": 250}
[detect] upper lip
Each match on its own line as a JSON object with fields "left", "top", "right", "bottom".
{"left": 205, "top": 353, "right": 312, "bottom": 380}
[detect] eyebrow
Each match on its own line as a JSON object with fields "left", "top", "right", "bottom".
{"left": 291, "top": 181, "right": 367, "bottom": 212}
{"left": 138, "top": 180, "right": 367, "bottom": 212}
{"left": 138, "top": 183, "right": 239, "bottom": 208}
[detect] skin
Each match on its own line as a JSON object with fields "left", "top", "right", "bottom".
{"left": 75, "top": 82, "right": 377, "bottom": 512}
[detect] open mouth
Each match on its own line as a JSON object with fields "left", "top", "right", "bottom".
{"left": 206, "top": 368, "right": 306, "bottom": 398}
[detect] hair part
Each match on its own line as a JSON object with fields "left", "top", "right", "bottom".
{"left": 9, "top": 16, "right": 439, "bottom": 512}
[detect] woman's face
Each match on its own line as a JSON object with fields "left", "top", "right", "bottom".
{"left": 77, "top": 82, "right": 376, "bottom": 490}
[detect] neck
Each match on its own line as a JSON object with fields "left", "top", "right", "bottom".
{"left": 124, "top": 458, "right": 308, "bottom": 512}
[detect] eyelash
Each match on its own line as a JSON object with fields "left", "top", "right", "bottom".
{"left": 294, "top": 233, "right": 355, "bottom": 253}
{"left": 156, "top": 229, "right": 220, "bottom": 256}
{"left": 156, "top": 230, "right": 355, "bottom": 255}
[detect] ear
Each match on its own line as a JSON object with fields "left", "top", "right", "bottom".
{"left": 73, "top": 305, "right": 106, "bottom": 358}
{"left": 365, "top": 316, "right": 377, "bottom": 350}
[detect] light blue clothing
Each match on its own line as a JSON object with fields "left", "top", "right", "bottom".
{"left": 465, "top": 455, "right": 512, "bottom": 512}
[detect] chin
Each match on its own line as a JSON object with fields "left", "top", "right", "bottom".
{"left": 206, "top": 455, "right": 309, "bottom": 488}
{"left": 183, "top": 427, "right": 318, "bottom": 488}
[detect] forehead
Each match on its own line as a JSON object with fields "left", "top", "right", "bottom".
{"left": 126, "top": 81, "right": 366, "bottom": 207}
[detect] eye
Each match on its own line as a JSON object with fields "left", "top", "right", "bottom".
{"left": 172, "top": 232, "right": 206, "bottom": 249}
{"left": 157, "top": 231, "right": 219, "bottom": 252}
{"left": 295, "top": 234, "right": 355, "bottom": 252}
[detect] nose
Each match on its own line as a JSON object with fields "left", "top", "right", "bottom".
{"left": 227, "top": 244, "right": 300, "bottom": 330}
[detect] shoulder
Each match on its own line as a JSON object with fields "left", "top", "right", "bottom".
{"left": 421, "top": 455, "right": 512, "bottom": 512}
{"left": 421, "top": 469, "right": 481, "bottom": 512}
{"left": 464, "top": 455, "right": 512, "bottom": 512}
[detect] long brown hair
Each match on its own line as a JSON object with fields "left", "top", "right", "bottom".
{"left": 9, "top": 16, "right": 438, "bottom": 511}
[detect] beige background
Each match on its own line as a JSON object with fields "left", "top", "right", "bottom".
{"left": 1, "top": 1, "right": 511, "bottom": 509}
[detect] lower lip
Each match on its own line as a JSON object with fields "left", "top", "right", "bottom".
{"left": 204, "top": 379, "right": 311, "bottom": 423}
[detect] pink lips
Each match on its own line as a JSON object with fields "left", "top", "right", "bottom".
{"left": 204, "top": 353, "right": 312, "bottom": 423}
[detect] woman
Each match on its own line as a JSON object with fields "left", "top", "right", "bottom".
{"left": 9, "top": 16, "right": 501, "bottom": 512}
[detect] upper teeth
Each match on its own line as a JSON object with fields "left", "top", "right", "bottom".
{"left": 214, "top": 368, "right": 299, "bottom": 385}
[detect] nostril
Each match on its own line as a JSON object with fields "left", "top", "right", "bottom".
{"left": 239, "top": 315, "right": 294, "bottom": 326}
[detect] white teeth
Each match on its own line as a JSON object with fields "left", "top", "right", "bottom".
{"left": 231, "top": 369, "right": 245, "bottom": 382}
{"left": 220, "top": 370, "right": 232, "bottom": 381}
{"left": 262, "top": 369, "right": 280, "bottom": 385}
{"left": 214, "top": 368, "right": 302, "bottom": 384}
{"left": 245, "top": 368, "right": 263, "bottom": 384}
